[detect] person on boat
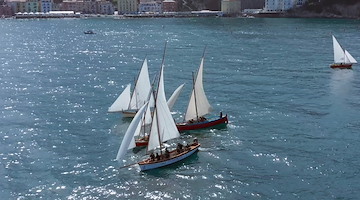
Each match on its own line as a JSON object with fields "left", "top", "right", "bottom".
{"left": 144, "top": 135, "right": 149, "bottom": 141}
{"left": 220, "top": 112, "right": 222, "bottom": 118}
{"left": 155, "top": 153, "right": 160, "bottom": 161}
{"left": 189, "top": 119, "right": 194, "bottom": 124}
{"left": 192, "top": 138, "right": 198, "bottom": 145}
{"left": 150, "top": 153, "right": 155, "bottom": 161}
{"left": 177, "top": 143, "right": 183, "bottom": 153}
{"left": 165, "top": 148, "right": 170, "bottom": 158}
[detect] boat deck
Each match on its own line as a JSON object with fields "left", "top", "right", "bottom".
{"left": 138, "top": 143, "right": 200, "bottom": 165}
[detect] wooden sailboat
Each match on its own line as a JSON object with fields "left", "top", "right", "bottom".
{"left": 116, "top": 59, "right": 200, "bottom": 171}
{"left": 330, "top": 35, "right": 357, "bottom": 69}
{"left": 108, "top": 58, "right": 154, "bottom": 117}
{"left": 108, "top": 58, "right": 184, "bottom": 118}
{"left": 176, "top": 49, "right": 228, "bottom": 132}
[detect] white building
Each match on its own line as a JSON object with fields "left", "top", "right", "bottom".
{"left": 264, "top": 0, "right": 306, "bottom": 12}
{"left": 139, "top": 1, "right": 162, "bottom": 13}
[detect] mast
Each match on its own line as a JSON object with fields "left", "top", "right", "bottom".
{"left": 128, "top": 62, "right": 143, "bottom": 110}
{"left": 140, "top": 75, "right": 157, "bottom": 138}
{"left": 134, "top": 76, "right": 139, "bottom": 109}
{"left": 157, "top": 42, "right": 167, "bottom": 154}
{"left": 184, "top": 46, "right": 207, "bottom": 122}
{"left": 146, "top": 42, "right": 167, "bottom": 155}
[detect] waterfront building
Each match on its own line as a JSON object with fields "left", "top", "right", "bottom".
{"left": 162, "top": 0, "right": 176, "bottom": 12}
{"left": 81, "top": 1, "right": 97, "bottom": 14}
{"left": 25, "top": 0, "right": 39, "bottom": 13}
{"left": 139, "top": 0, "right": 162, "bottom": 13}
{"left": 0, "top": 4, "right": 13, "bottom": 16}
{"left": 40, "top": 0, "right": 52, "bottom": 12}
{"left": 241, "top": 0, "right": 264, "bottom": 10}
{"left": 264, "top": 0, "right": 307, "bottom": 12}
{"left": 5, "top": 0, "right": 24, "bottom": 13}
{"left": 61, "top": 0, "right": 114, "bottom": 14}
{"left": 221, "top": 0, "right": 241, "bottom": 15}
{"left": 52, "top": 1, "right": 60, "bottom": 10}
{"left": 6, "top": 0, "right": 34, "bottom": 13}
{"left": 118, "top": 0, "right": 137, "bottom": 14}
{"left": 97, "top": 0, "right": 113, "bottom": 14}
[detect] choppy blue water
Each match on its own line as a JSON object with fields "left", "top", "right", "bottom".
{"left": 1, "top": 17, "right": 360, "bottom": 199}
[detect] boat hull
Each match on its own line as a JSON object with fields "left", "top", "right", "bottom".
{"left": 135, "top": 138, "right": 148, "bottom": 147}
{"left": 330, "top": 63, "right": 353, "bottom": 69}
{"left": 121, "top": 110, "right": 137, "bottom": 118}
{"left": 138, "top": 143, "right": 200, "bottom": 171}
{"left": 176, "top": 115, "right": 228, "bottom": 132}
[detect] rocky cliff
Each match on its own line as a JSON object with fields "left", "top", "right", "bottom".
{"left": 287, "top": 0, "right": 360, "bottom": 19}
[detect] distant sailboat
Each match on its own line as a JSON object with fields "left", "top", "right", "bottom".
{"left": 116, "top": 56, "right": 200, "bottom": 171}
{"left": 108, "top": 58, "right": 154, "bottom": 117}
{"left": 176, "top": 48, "right": 228, "bottom": 132}
{"left": 330, "top": 35, "right": 357, "bottom": 69}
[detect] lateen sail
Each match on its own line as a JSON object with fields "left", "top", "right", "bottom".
{"left": 167, "top": 83, "right": 185, "bottom": 111}
{"left": 185, "top": 56, "right": 213, "bottom": 121}
{"left": 108, "top": 84, "right": 131, "bottom": 112}
{"left": 116, "top": 102, "right": 149, "bottom": 161}
{"left": 332, "top": 35, "right": 345, "bottom": 64}
{"left": 345, "top": 50, "right": 358, "bottom": 64}
{"left": 129, "top": 58, "right": 154, "bottom": 110}
{"left": 147, "top": 64, "right": 180, "bottom": 151}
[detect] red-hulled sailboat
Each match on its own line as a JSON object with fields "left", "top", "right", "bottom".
{"left": 330, "top": 35, "right": 357, "bottom": 69}
{"left": 176, "top": 48, "right": 228, "bottom": 132}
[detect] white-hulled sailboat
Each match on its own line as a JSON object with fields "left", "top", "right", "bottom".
{"left": 330, "top": 35, "right": 358, "bottom": 69}
{"left": 108, "top": 58, "right": 154, "bottom": 117}
{"left": 176, "top": 48, "right": 228, "bottom": 132}
{"left": 116, "top": 53, "right": 200, "bottom": 171}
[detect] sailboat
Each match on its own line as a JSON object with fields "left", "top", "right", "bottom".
{"left": 116, "top": 56, "right": 200, "bottom": 171}
{"left": 176, "top": 48, "right": 228, "bottom": 132}
{"left": 108, "top": 58, "right": 154, "bottom": 117}
{"left": 108, "top": 58, "right": 184, "bottom": 118}
{"left": 330, "top": 35, "right": 358, "bottom": 69}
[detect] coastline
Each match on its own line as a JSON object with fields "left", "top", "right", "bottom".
{"left": 2, "top": 11, "right": 359, "bottom": 20}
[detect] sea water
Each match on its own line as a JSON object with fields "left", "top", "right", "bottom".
{"left": 1, "top": 17, "right": 360, "bottom": 199}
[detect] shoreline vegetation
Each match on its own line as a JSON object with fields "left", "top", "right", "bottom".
{"left": 285, "top": 0, "right": 360, "bottom": 19}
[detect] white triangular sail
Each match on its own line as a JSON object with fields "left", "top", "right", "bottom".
{"left": 167, "top": 83, "right": 185, "bottom": 111}
{"left": 148, "top": 110, "right": 160, "bottom": 151}
{"left": 108, "top": 84, "right": 131, "bottom": 112}
{"left": 147, "top": 65, "right": 180, "bottom": 151}
{"left": 134, "top": 91, "right": 153, "bottom": 137}
{"left": 116, "top": 102, "right": 149, "bottom": 161}
{"left": 185, "top": 56, "right": 213, "bottom": 121}
{"left": 129, "top": 58, "right": 154, "bottom": 110}
{"left": 332, "top": 35, "right": 345, "bottom": 64}
{"left": 345, "top": 50, "right": 357, "bottom": 64}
